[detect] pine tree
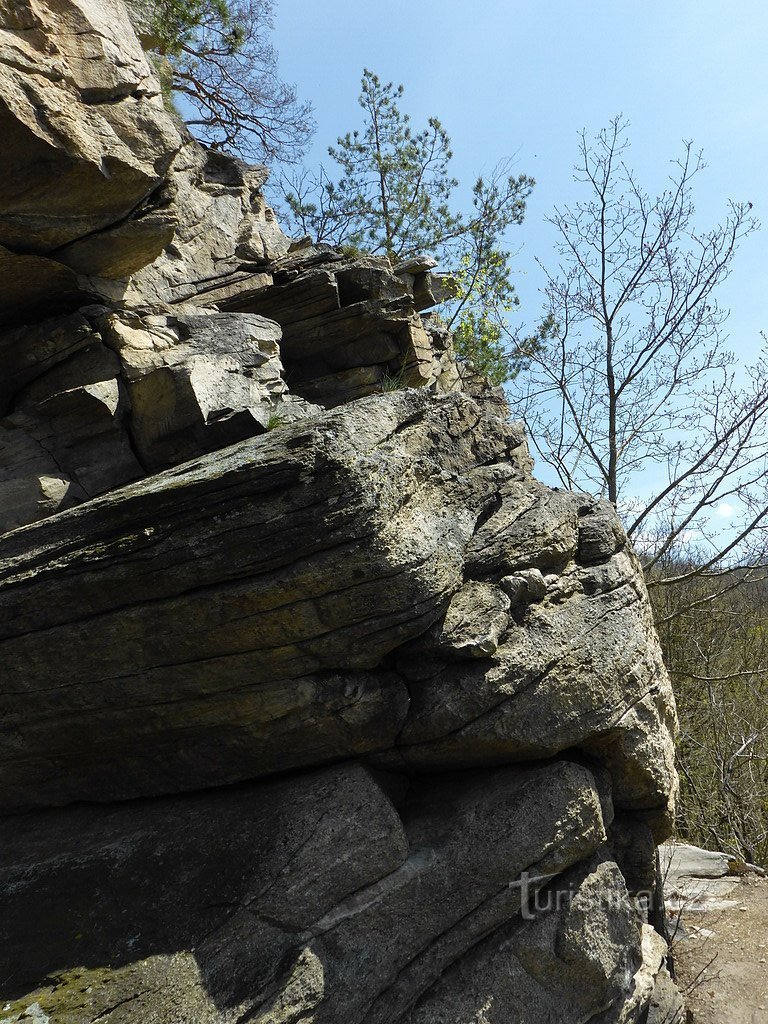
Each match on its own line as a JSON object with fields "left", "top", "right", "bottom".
{"left": 278, "top": 70, "right": 535, "bottom": 384}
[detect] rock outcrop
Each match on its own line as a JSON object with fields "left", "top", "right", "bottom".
{"left": 0, "top": 0, "right": 181, "bottom": 304}
{"left": 0, "top": 387, "right": 676, "bottom": 831}
{"left": 0, "top": 3, "right": 683, "bottom": 1022}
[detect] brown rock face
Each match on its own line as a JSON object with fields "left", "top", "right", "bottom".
{"left": 0, "top": 3, "right": 682, "bottom": 1021}
{"left": 0, "top": 0, "right": 181, "bottom": 255}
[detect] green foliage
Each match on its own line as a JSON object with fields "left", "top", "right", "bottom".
{"left": 651, "top": 572, "right": 768, "bottom": 866}
{"left": 379, "top": 360, "right": 408, "bottom": 393}
{"left": 149, "top": 0, "right": 232, "bottom": 57}
{"left": 324, "top": 71, "right": 460, "bottom": 259}
{"left": 148, "top": 52, "right": 178, "bottom": 115}
{"left": 265, "top": 409, "right": 287, "bottom": 431}
{"left": 336, "top": 241, "right": 365, "bottom": 259}
{"left": 452, "top": 316, "right": 509, "bottom": 387}
{"left": 277, "top": 69, "right": 535, "bottom": 383}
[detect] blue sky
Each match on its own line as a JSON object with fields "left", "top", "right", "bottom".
{"left": 271, "top": 0, "right": 768, "bottom": 364}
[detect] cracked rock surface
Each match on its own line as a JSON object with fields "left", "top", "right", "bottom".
{"left": 0, "top": 3, "right": 682, "bottom": 1021}
{"left": 0, "top": 388, "right": 675, "bottom": 832}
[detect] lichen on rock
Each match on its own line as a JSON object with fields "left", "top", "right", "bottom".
{"left": 0, "top": 3, "right": 682, "bottom": 1021}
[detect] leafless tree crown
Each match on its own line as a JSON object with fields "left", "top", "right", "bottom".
{"left": 511, "top": 117, "right": 767, "bottom": 587}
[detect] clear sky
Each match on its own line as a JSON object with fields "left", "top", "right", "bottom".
{"left": 271, "top": 0, "right": 768, "bottom": 365}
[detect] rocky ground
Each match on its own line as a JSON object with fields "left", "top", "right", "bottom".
{"left": 675, "top": 877, "right": 768, "bottom": 1023}
{"left": 663, "top": 844, "right": 768, "bottom": 1023}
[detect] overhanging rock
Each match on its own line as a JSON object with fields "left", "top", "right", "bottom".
{"left": 0, "top": 2, "right": 682, "bottom": 1019}
{"left": 0, "top": 389, "right": 676, "bottom": 832}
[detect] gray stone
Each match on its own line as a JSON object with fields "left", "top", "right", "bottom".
{"left": 0, "top": 379, "right": 141, "bottom": 532}
{"left": 0, "top": 464, "right": 85, "bottom": 536}
{"left": 0, "top": 9, "right": 684, "bottom": 1020}
{"left": 609, "top": 815, "right": 658, "bottom": 896}
{"left": 122, "top": 0, "right": 163, "bottom": 47}
{"left": 0, "top": 390, "right": 525, "bottom": 809}
{"left": 0, "top": 764, "right": 407, "bottom": 1010}
{"left": 55, "top": 209, "right": 177, "bottom": 278}
{"left": 590, "top": 925, "right": 683, "bottom": 1024}
{"left": 0, "top": 314, "right": 97, "bottom": 414}
{"left": 0, "top": 387, "right": 677, "bottom": 833}
{"left": 223, "top": 251, "right": 451, "bottom": 407}
{"left": 384, "top": 547, "right": 678, "bottom": 835}
{"left": 0, "top": 339, "right": 142, "bottom": 531}
{"left": 579, "top": 504, "right": 628, "bottom": 562}
{"left": 501, "top": 566, "right": 547, "bottom": 602}
{"left": 466, "top": 479, "right": 583, "bottom": 576}
{"left": 645, "top": 963, "right": 686, "bottom": 1024}
{"left": 393, "top": 255, "right": 438, "bottom": 275}
{"left": 319, "top": 761, "right": 608, "bottom": 1024}
{"left": 0, "top": 305, "right": 325, "bottom": 528}
{"left": 660, "top": 842, "right": 731, "bottom": 881}
{"left": 438, "top": 580, "right": 510, "bottom": 657}
{"left": 0, "top": 760, "right": 609, "bottom": 1024}
{"left": 658, "top": 840, "right": 753, "bottom": 916}
{"left": 223, "top": 265, "right": 342, "bottom": 323}
{"left": 123, "top": 145, "right": 291, "bottom": 306}
{"left": 402, "top": 852, "right": 642, "bottom": 1024}
{"left": 98, "top": 306, "right": 296, "bottom": 470}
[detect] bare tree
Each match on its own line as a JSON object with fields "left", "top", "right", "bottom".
{"left": 140, "top": 0, "right": 313, "bottom": 163}
{"left": 511, "top": 117, "right": 768, "bottom": 587}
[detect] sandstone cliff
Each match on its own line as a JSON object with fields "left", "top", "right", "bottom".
{"left": 0, "top": 4, "right": 683, "bottom": 1021}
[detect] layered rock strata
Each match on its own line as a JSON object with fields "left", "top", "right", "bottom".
{"left": 0, "top": 3, "right": 683, "bottom": 1022}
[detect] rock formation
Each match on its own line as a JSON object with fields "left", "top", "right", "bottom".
{"left": 0, "top": 3, "right": 683, "bottom": 1021}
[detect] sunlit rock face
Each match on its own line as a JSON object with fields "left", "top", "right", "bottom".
{"left": 0, "top": 0, "right": 181, "bottom": 273}
{"left": 0, "top": 3, "right": 682, "bottom": 1022}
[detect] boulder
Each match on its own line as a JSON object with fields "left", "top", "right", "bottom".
{"left": 0, "top": 331, "right": 142, "bottom": 531}
{"left": 0, "top": 388, "right": 676, "bottom": 829}
{"left": 0, "top": 379, "right": 141, "bottom": 533}
{"left": 437, "top": 580, "right": 511, "bottom": 658}
{"left": 660, "top": 842, "right": 731, "bottom": 881}
{"left": 121, "top": 145, "right": 291, "bottom": 305}
{"left": 0, "top": 390, "right": 525, "bottom": 809}
{"left": 598, "top": 925, "right": 685, "bottom": 1024}
{"left": 579, "top": 507, "right": 628, "bottom": 563}
{"left": 0, "top": 305, "right": 324, "bottom": 524}
{"left": 315, "top": 761, "right": 608, "bottom": 1024}
{"left": 0, "top": 314, "right": 102, "bottom": 415}
{"left": 97, "top": 306, "right": 316, "bottom": 470}
{"left": 383, "top": 543, "right": 678, "bottom": 834}
{"left": 219, "top": 249, "right": 453, "bottom": 406}
{"left": 0, "top": 764, "right": 408, "bottom": 1009}
{"left": 402, "top": 852, "right": 642, "bottom": 1024}
{"left": 465, "top": 477, "right": 586, "bottom": 575}
{"left": 0, "top": 9, "right": 684, "bottom": 1017}
{"left": 55, "top": 208, "right": 177, "bottom": 279}
{"left": 0, "top": 760, "right": 609, "bottom": 1024}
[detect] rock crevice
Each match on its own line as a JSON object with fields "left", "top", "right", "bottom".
{"left": 0, "top": 3, "right": 682, "bottom": 1021}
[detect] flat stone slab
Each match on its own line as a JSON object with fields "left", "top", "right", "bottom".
{"left": 660, "top": 842, "right": 731, "bottom": 881}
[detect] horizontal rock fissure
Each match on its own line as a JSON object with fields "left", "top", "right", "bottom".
{"left": 0, "top": 10, "right": 682, "bottom": 1015}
